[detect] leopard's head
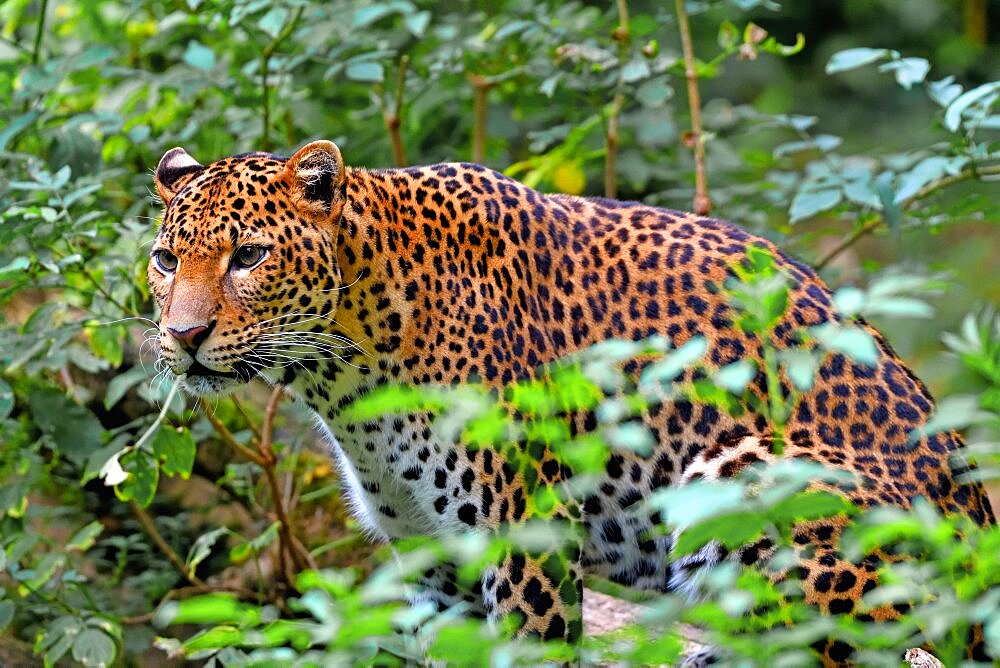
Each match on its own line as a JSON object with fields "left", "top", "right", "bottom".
{"left": 148, "top": 141, "right": 349, "bottom": 394}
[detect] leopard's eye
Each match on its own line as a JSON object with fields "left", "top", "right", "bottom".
{"left": 152, "top": 249, "right": 178, "bottom": 273}
{"left": 232, "top": 245, "right": 268, "bottom": 270}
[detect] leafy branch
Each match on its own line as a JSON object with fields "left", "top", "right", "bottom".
{"left": 200, "top": 387, "right": 316, "bottom": 590}
{"left": 815, "top": 162, "right": 1000, "bottom": 270}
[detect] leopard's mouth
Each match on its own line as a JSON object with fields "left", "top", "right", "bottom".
{"left": 186, "top": 360, "right": 238, "bottom": 378}
{"left": 184, "top": 360, "right": 257, "bottom": 383}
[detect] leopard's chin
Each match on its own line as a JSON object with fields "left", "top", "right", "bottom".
{"left": 179, "top": 373, "right": 246, "bottom": 396}
{"left": 175, "top": 360, "right": 258, "bottom": 396}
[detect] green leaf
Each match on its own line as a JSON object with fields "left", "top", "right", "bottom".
{"left": 789, "top": 188, "right": 841, "bottom": 223}
{"left": 0, "top": 379, "right": 13, "bottom": 419}
{"left": 674, "top": 511, "right": 766, "bottom": 556}
{"left": 351, "top": 1, "right": 413, "bottom": 29}
{"left": 404, "top": 10, "right": 431, "bottom": 37}
{"left": 186, "top": 527, "right": 229, "bottom": 577}
{"left": 874, "top": 171, "right": 901, "bottom": 229}
{"left": 713, "top": 360, "right": 757, "bottom": 395}
{"left": 17, "top": 552, "right": 65, "bottom": 596}
{"left": 0, "top": 600, "right": 14, "bottom": 630}
{"left": 230, "top": 521, "right": 281, "bottom": 564}
{"left": 155, "top": 593, "right": 262, "bottom": 627}
{"left": 87, "top": 323, "right": 124, "bottom": 366}
{"left": 927, "top": 76, "right": 963, "bottom": 107}
{"left": 343, "top": 384, "right": 446, "bottom": 421}
{"left": 182, "top": 626, "right": 245, "bottom": 653}
{"left": 943, "top": 81, "right": 1000, "bottom": 132}
{"left": 759, "top": 32, "right": 806, "bottom": 57}
{"left": 620, "top": 59, "right": 651, "bottom": 83}
{"left": 604, "top": 422, "right": 655, "bottom": 456}
{"left": 878, "top": 57, "right": 929, "bottom": 90}
{"left": 345, "top": 61, "right": 384, "bottom": 83}
{"left": 640, "top": 336, "right": 708, "bottom": 387}
{"left": 779, "top": 349, "right": 820, "bottom": 392}
{"left": 67, "top": 521, "right": 103, "bottom": 552}
{"left": 773, "top": 134, "right": 841, "bottom": 157}
{"left": 104, "top": 365, "right": 149, "bottom": 410}
{"left": 151, "top": 426, "right": 196, "bottom": 478}
{"left": 768, "top": 491, "right": 855, "bottom": 524}
{"left": 27, "top": 388, "right": 104, "bottom": 466}
{"left": 183, "top": 41, "right": 216, "bottom": 70}
{"left": 635, "top": 77, "right": 672, "bottom": 108}
{"left": 0, "top": 256, "right": 30, "bottom": 276}
{"left": 114, "top": 450, "right": 158, "bottom": 508}
{"left": 717, "top": 20, "right": 739, "bottom": 49}
{"left": 38, "top": 615, "right": 81, "bottom": 666}
{"left": 72, "top": 628, "right": 116, "bottom": 667}
{"left": 895, "top": 156, "right": 968, "bottom": 203}
{"left": 811, "top": 323, "right": 879, "bottom": 366}
{"left": 833, "top": 286, "right": 866, "bottom": 316}
{"left": 825, "top": 47, "right": 897, "bottom": 74}
{"left": 912, "top": 394, "right": 993, "bottom": 440}
{"left": 256, "top": 6, "right": 289, "bottom": 38}
{"left": 0, "top": 112, "right": 40, "bottom": 152}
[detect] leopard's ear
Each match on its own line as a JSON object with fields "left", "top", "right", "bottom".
{"left": 284, "top": 140, "right": 346, "bottom": 220}
{"left": 155, "top": 148, "right": 204, "bottom": 205}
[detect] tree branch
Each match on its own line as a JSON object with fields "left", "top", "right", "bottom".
{"left": 260, "top": 6, "right": 304, "bottom": 152}
{"left": 382, "top": 55, "right": 409, "bottom": 166}
{"left": 201, "top": 404, "right": 266, "bottom": 466}
{"left": 130, "top": 500, "right": 206, "bottom": 588}
{"left": 605, "top": 0, "right": 630, "bottom": 198}
{"left": 815, "top": 162, "right": 1000, "bottom": 270}
{"left": 201, "top": 389, "right": 315, "bottom": 584}
{"left": 675, "top": 0, "right": 712, "bottom": 215}
{"left": 469, "top": 74, "right": 495, "bottom": 164}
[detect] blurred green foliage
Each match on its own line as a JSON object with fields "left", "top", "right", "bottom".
{"left": 1, "top": 0, "right": 998, "bottom": 665}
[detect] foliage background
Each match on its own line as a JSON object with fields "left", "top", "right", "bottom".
{"left": 0, "top": 0, "right": 998, "bottom": 665}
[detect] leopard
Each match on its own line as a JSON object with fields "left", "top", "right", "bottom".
{"left": 147, "top": 140, "right": 995, "bottom": 666}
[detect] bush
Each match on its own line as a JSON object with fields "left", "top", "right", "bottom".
{"left": 1, "top": 0, "right": 998, "bottom": 665}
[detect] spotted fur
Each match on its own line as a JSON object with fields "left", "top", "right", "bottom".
{"left": 148, "top": 141, "right": 995, "bottom": 664}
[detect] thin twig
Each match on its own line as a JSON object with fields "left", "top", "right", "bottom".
{"left": 383, "top": 55, "right": 409, "bottom": 166}
{"left": 815, "top": 162, "right": 1000, "bottom": 270}
{"left": 130, "top": 500, "right": 206, "bottom": 588}
{"left": 31, "top": 0, "right": 49, "bottom": 65}
{"left": 469, "top": 74, "right": 495, "bottom": 164}
{"left": 260, "top": 6, "right": 304, "bottom": 151}
{"left": 675, "top": 0, "right": 712, "bottom": 215}
{"left": 256, "top": 387, "right": 315, "bottom": 575}
{"left": 605, "top": 0, "right": 630, "bottom": 198}
{"left": 231, "top": 396, "right": 262, "bottom": 443}
{"left": 201, "top": 404, "right": 266, "bottom": 466}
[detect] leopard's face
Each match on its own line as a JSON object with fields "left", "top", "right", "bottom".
{"left": 148, "top": 142, "right": 347, "bottom": 395}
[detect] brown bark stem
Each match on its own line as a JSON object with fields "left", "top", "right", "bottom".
{"left": 469, "top": 74, "right": 494, "bottom": 164}
{"left": 383, "top": 55, "right": 409, "bottom": 166}
{"left": 257, "top": 387, "right": 316, "bottom": 576}
{"left": 260, "top": 6, "right": 304, "bottom": 152}
{"left": 605, "top": 0, "right": 630, "bottom": 198}
{"left": 675, "top": 0, "right": 712, "bottom": 215}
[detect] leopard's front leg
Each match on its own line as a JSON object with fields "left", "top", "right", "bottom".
{"left": 481, "top": 549, "right": 584, "bottom": 643}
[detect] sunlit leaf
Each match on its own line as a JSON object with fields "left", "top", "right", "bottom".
{"left": 183, "top": 41, "right": 216, "bottom": 70}
{"left": 825, "top": 47, "right": 897, "bottom": 74}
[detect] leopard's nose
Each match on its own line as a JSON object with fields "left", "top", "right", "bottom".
{"left": 167, "top": 321, "right": 215, "bottom": 355}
